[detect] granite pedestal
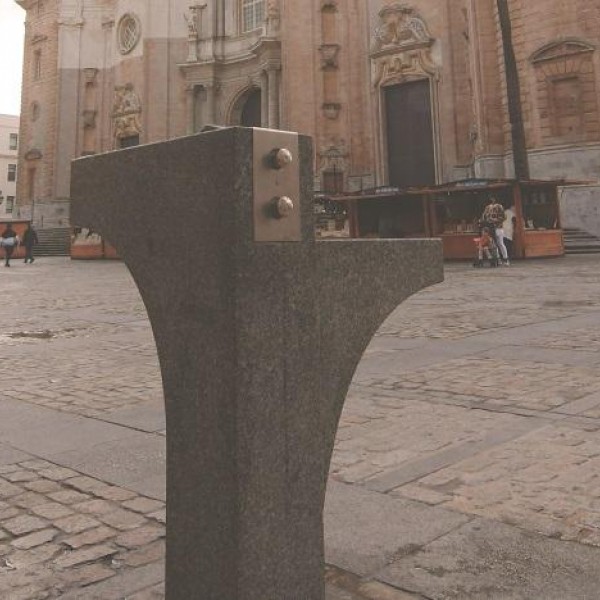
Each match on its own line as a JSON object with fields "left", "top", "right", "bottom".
{"left": 71, "top": 127, "right": 443, "bottom": 599}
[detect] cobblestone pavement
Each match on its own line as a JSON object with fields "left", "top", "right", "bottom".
{"left": 0, "top": 459, "right": 165, "bottom": 600}
{"left": 2, "top": 256, "right": 600, "bottom": 598}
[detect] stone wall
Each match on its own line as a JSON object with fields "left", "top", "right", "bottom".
{"left": 17, "top": 0, "right": 61, "bottom": 211}
{"left": 559, "top": 185, "right": 600, "bottom": 238}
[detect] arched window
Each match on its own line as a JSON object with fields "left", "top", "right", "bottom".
{"left": 241, "top": 0, "right": 265, "bottom": 33}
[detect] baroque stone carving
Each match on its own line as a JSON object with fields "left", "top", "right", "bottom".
{"left": 83, "top": 68, "right": 98, "bottom": 85}
{"left": 112, "top": 84, "right": 142, "bottom": 139}
{"left": 185, "top": 4, "right": 207, "bottom": 62}
{"left": 531, "top": 39, "right": 595, "bottom": 64}
{"left": 319, "top": 44, "right": 340, "bottom": 70}
{"left": 82, "top": 109, "right": 97, "bottom": 129}
{"left": 318, "top": 139, "right": 348, "bottom": 171}
{"left": 322, "top": 102, "right": 341, "bottom": 120}
{"left": 373, "top": 3, "right": 432, "bottom": 51}
{"left": 267, "top": 0, "right": 281, "bottom": 34}
{"left": 58, "top": 0, "right": 84, "bottom": 27}
{"left": 370, "top": 3, "right": 438, "bottom": 87}
{"left": 25, "top": 148, "right": 43, "bottom": 160}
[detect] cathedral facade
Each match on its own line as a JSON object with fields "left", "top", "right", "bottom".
{"left": 15, "top": 0, "right": 600, "bottom": 225}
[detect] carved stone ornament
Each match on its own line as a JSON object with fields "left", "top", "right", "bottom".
{"left": 319, "top": 44, "right": 340, "bottom": 70}
{"left": 318, "top": 140, "right": 348, "bottom": 171}
{"left": 322, "top": 102, "right": 341, "bottom": 120}
{"left": 321, "top": 0, "right": 337, "bottom": 13}
{"left": 58, "top": 0, "right": 84, "bottom": 26}
{"left": 370, "top": 3, "right": 438, "bottom": 87}
{"left": 25, "top": 148, "right": 43, "bottom": 160}
{"left": 112, "top": 84, "right": 142, "bottom": 139}
{"left": 83, "top": 68, "right": 98, "bottom": 85}
{"left": 266, "top": 0, "right": 281, "bottom": 34}
{"left": 373, "top": 3, "right": 432, "bottom": 52}
{"left": 83, "top": 109, "right": 97, "bottom": 129}
{"left": 531, "top": 39, "right": 595, "bottom": 64}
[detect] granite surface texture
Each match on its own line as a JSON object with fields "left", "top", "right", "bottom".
{"left": 71, "top": 127, "right": 443, "bottom": 599}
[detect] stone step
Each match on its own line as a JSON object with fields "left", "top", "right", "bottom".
{"left": 566, "top": 248, "right": 600, "bottom": 255}
{"left": 563, "top": 227, "right": 600, "bottom": 255}
{"left": 34, "top": 227, "right": 71, "bottom": 257}
{"left": 564, "top": 232, "right": 599, "bottom": 240}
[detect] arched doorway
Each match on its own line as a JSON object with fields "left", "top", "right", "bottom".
{"left": 230, "top": 86, "right": 263, "bottom": 127}
{"left": 241, "top": 88, "right": 262, "bottom": 127}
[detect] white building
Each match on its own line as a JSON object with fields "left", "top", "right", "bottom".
{"left": 0, "top": 114, "right": 20, "bottom": 221}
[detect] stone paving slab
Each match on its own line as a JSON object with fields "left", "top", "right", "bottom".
{"left": 0, "top": 444, "right": 34, "bottom": 467}
{"left": 51, "top": 435, "right": 166, "bottom": 501}
{"left": 99, "top": 400, "right": 166, "bottom": 434}
{"left": 0, "top": 398, "right": 139, "bottom": 457}
{"left": 376, "top": 518, "right": 600, "bottom": 600}
{"left": 324, "top": 482, "right": 470, "bottom": 577}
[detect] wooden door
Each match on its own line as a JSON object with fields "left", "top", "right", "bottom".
{"left": 384, "top": 80, "right": 436, "bottom": 188}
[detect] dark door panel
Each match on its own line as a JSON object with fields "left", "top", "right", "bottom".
{"left": 385, "top": 80, "right": 436, "bottom": 188}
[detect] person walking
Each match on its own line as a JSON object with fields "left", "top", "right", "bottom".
{"left": 482, "top": 198, "right": 510, "bottom": 266}
{"left": 22, "top": 223, "right": 39, "bottom": 264}
{"left": 1, "top": 223, "right": 18, "bottom": 267}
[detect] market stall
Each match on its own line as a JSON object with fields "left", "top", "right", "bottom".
{"left": 330, "top": 179, "right": 566, "bottom": 260}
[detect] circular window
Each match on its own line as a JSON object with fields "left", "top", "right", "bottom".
{"left": 117, "top": 13, "right": 141, "bottom": 55}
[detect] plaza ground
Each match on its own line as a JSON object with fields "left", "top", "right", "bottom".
{"left": 1, "top": 255, "right": 600, "bottom": 598}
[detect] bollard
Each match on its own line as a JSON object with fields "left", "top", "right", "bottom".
{"left": 71, "top": 127, "right": 443, "bottom": 600}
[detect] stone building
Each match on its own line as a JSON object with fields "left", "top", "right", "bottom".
{"left": 14, "top": 0, "right": 600, "bottom": 225}
{"left": 0, "top": 114, "right": 20, "bottom": 220}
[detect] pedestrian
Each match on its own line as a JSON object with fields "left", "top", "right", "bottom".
{"left": 482, "top": 197, "right": 510, "bottom": 266}
{"left": 502, "top": 205, "right": 517, "bottom": 259}
{"left": 22, "top": 223, "right": 39, "bottom": 264}
{"left": 1, "top": 223, "right": 18, "bottom": 267}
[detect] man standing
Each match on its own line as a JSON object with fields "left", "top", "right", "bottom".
{"left": 23, "top": 223, "right": 39, "bottom": 264}
{"left": 482, "top": 198, "right": 510, "bottom": 266}
{"left": 1, "top": 223, "right": 18, "bottom": 267}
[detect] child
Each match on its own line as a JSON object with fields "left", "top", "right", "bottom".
{"left": 473, "top": 227, "right": 495, "bottom": 267}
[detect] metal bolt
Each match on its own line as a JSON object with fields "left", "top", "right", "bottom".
{"left": 273, "top": 196, "right": 295, "bottom": 219}
{"left": 268, "top": 148, "right": 293, "bottom": 170}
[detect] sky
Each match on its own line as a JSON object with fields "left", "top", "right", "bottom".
{"left": 0, "top": 1, "right": 26, "bottom": 115}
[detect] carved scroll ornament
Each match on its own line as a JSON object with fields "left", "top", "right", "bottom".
{"left": 112, "top": 84, "right": 142, "bottom": 139}
{"left": 371, "top": 3, "right": 437, "bottom": 87}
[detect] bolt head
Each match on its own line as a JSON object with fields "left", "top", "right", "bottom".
{"left": 270, "top": 148, "right": 293, "bottom": 169}
{"left": 274, "top": 196, "right": 294, "bottom": 218}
